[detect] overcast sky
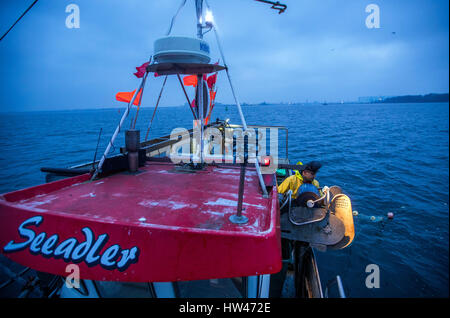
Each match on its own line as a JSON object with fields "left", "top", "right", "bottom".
{"left": 0, "top": 0, "right": 448, "bottom": 111}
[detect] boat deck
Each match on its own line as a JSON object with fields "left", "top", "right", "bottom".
{"left": 10, "top": 162, "right": 271, "bottom": 233}
{"left": 0, "top": 162, "right": 281, "bottom": 282}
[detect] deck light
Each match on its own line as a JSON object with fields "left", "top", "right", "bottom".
{"left": 205, "top": 10, "right": 214, "bottom": 25}
{"left": 262, "top": 156, "right": 271, "bottom": 166}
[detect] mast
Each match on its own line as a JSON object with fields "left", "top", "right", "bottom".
{"left": 196, "top": 0, "right": 203, "bottom": 39}
{"left": 195, "top": 0, "right": 205, "bottom": 165}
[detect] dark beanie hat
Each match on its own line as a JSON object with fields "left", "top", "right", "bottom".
{"left": 302, "top": 161, "right": 322, "bottom": 173}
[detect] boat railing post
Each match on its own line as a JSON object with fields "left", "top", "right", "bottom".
{"left": 125, "top": 129, "right": 140, "bottom": 172}
{"left": 229, "top": 160, "right": 249, "bottom": 224}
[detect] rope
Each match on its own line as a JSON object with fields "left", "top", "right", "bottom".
{"left": 145, "top": 75, "right": 168, "bottom": 141}
{"left": 280, "top": 190, "right": 292, "bottom": 210}
{"left": 166, "top": 0, "right": 187, "bottom": 36}
{"left": 0, "top": 0, "right": 39, "bottom": 42}
{"left": 287, "top": 188, "right": 345, "bottom": 226}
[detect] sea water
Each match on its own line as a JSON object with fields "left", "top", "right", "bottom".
{"left": 0, "top": 102, "right": 448, "bottom": 297}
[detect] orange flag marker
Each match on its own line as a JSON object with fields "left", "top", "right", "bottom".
{"left": 183, "top": 75, "right": 198, "bottom": 87}
{"left": 115, "top": 88, "right": 142, "bottom": 106}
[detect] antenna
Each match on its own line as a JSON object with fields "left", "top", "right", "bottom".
{"left": 254, "top": 0, "right": 287, "bottom": 14}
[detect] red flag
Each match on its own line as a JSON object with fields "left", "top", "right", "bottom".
{"left": 183, "top": 74, "right": 208, "bottom": 87}
{"left": 133, "top": 62, "right": 149, "bottom": 78}
{"left": 190, "top": 98, "right": 197, "bottom": 108}
{"left": 209, "top": 90, "right": 216, "bottom": 103}
{"left": 207, "top": 73, "right": 217, "bottom": 90}
{"left": 183, "top": 75, "right": 197, "bottom": 87}
{"left": 116, "top": 88, "right": 142, "bottom": 106}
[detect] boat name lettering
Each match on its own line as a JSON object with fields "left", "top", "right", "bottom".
{"left": 3, "top": 216, "right": 140, "bottom": 272}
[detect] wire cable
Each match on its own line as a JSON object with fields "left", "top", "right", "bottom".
{"left": 0, "top": 0, "right": 39, "bottom": 42}
{"left": 166, "top": 0, "right": 187, "bottom": 36}
{"left": 145, "top": 75, "right": 168, "bottom": 141}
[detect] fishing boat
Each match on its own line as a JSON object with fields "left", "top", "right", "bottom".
{"left": 0, "top": 0, "right": 354, "bottom": 298}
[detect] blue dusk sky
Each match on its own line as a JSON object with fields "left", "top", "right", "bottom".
{"left": 0, "top": 0, "right": 448, "bottom": 111}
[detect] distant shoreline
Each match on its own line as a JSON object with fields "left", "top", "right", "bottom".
{"left": 1, "top": 94, "right": 448, "bottom": 113}
{"left": 374, "top": 93, "right": 449, "bottom": 104}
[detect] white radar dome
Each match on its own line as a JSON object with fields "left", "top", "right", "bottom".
{"left": 153, "top": 36, "right": 211, "bottom": 64}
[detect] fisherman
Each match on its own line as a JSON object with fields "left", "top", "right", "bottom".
{"left": 278, "top": 161, "right": 323, "bottom": 200}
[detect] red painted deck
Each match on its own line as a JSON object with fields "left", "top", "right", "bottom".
{"left": 0, "top": 162, "right": 281, "bottom": 282}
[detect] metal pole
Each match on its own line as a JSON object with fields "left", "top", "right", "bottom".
{"left": 198, "top": 75, "right": 204, "bottom": 164}
{"left": 236, "top": 163, "right": 246, "bottom": 216}
{"left": 195, "top": 0, "right": 203, "bottom": 39}
{"left": 229, "top": 162, "right": 249, "bottom": 224}
{"left": 195, "top": 0, "right": 204, "bottom": 165}
{"left": 176, "top": 74, "right": 197, "bottom": 120}
{"left": 91, "top": 73, "right": 148, "bottom": 180}
{"left": 336, "top": 275, "right": 346, "bottom": 298}
{"left": 132, "top": 88, "right": 144, "bottom": 129}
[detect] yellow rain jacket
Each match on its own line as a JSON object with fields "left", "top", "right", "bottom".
{"left": 278, "top": 162, "right": 322, "bottom": 199}
{"left": 278, "top": 174, "right": 321, "bottom": 199}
